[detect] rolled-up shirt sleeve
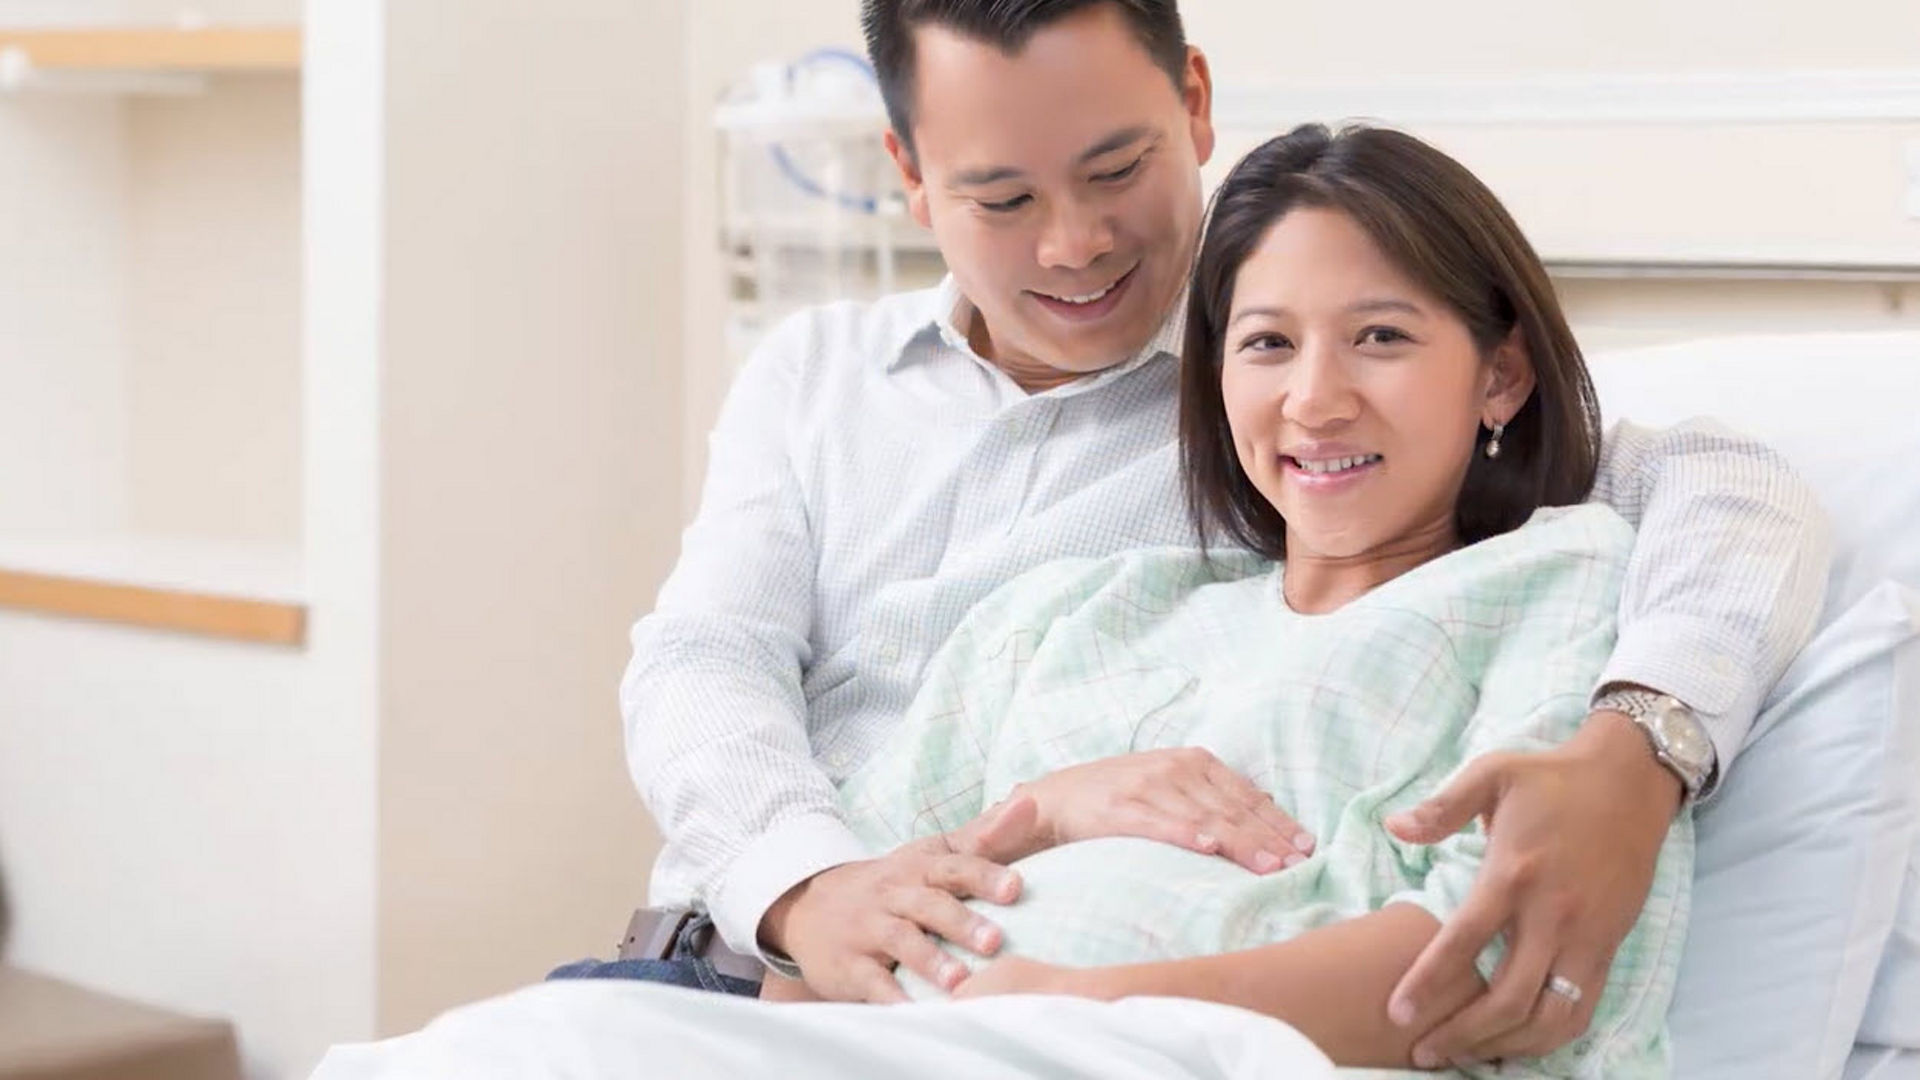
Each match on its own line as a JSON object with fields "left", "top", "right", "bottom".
{"left": 1588, "top": 418, "right": 1833, "bottom": 797}
{"left": 622, "top": 312, "right": 867, "bottom": 960}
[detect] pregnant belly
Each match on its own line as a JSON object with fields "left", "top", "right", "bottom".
{"left": 898, "top": 837, "right": 1277, "bottom": 1000}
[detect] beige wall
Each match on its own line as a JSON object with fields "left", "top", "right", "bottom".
{"left": 126, "top": 75, "right": 303, "bottom": 545}
{"left": 679, "top": 0, "right": 1920, "bottom": 493}
{"left": 0, "top": 93, "right": 131, "bottom": 536}
{"left": 374, "top": 0, "right": 686, "bottom": 1036}
{"left": 1183, "top": 0, "right": 1920, "bottom": 79}
{"left": 681, "top": 2, "right": 863, "bottom": 505}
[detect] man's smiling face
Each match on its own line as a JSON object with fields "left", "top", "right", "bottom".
{"left": 888, "top": 3, "right": 1215, "bottom": 386}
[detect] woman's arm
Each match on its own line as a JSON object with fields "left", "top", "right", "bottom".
{"left": 963, "top": 904, "right": 1483, "bottom": 1068}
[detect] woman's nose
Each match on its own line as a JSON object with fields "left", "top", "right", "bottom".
{"left": 1280, "top": 343, "right": 1360, "bottom": 429}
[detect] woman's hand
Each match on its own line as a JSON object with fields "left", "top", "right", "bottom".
{"left": 952, "top": 749, "right": 1314, "bottom": 874}
{"left": 1381, "top": 710, "right": 1681, "bottom": 1068}
{"left": 950, "top": 956, "right": 1093, "bottom": 1000}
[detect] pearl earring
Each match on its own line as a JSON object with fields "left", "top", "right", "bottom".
{"left": 1485, "top": 422, "right": 1505, "bottom": 460}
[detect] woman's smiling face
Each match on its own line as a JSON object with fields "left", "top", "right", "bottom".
{"left": 1220, "top": 206, "right": 1534, "bottom": 565}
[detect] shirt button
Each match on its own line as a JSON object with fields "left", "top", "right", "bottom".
{"left": 1710, "top": 654, "right": 1738, "bottom": 678}
{"left": 826, "top": 751, "right": 851, "bottom": 770}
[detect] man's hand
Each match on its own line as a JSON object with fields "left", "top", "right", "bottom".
{"left": 970, "top": 748, "right": 1315, "bottom": 873}
{"left": 1382, "top": 712, "right": 1682, "bottom": 1068}
{"left": 758, "top": 799, "right": 1035, "bottom": 1004}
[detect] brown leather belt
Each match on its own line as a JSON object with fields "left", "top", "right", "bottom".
{"left": 618, "top": 907, "right": 767, "bottom": 985}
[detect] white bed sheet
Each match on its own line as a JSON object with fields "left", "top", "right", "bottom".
{"left": 309, "top": 980, "right": 1335, "bottom": 1080}
{"left": 1848, "top": 1046, "right": 1920, "bottom": 1080}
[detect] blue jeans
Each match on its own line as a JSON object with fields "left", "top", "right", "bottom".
{"left": 546, "top": 911, "right": 761, "bottom": 999}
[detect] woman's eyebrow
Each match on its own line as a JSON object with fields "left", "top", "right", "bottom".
{"left": 1347, "top": 298, "right": 1423, "bottom": 317}
{"left": 1230, "top": 298, "right": 1425, "bottom": 327}
{"left": 1229, "top": 306, "right": 1288, "bottom": 327}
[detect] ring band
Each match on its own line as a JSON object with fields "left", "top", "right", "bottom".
{"left": 1545, "top": 974, "right": 1583, "bottom": 1005}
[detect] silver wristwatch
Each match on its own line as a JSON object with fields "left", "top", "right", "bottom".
{"left": 1592, "top": 688, "right": 1717, "bottom": 801}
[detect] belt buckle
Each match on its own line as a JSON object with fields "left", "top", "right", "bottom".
{"left": 621, "top": 907, "right": 696, "bottom": 962}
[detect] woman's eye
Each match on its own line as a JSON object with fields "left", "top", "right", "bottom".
{"left": 1240, "top": 332, "right": 1292, "bottom": 354}
{"left": 978, "top": 194, "right": 1033, "bottom": 213}
{"left": 1358, "top": 326, "right": 1411, "bottom": 346}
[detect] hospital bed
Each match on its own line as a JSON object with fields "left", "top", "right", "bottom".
{"left": 315, "top": 329, "right": 1920, "bottom": 1079}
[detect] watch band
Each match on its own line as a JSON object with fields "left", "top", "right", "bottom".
{"left": 1593, "top": 688, "right": 1714, "bottom": 800}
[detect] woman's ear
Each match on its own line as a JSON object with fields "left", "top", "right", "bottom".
{"left": 1483, "top": 325, "right": 1536, "bottom": 426}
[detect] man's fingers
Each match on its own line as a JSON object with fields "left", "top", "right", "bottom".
{"left": 879, "top": 919, "right": 969, "bottom": 995}
{"left": 1409, "top": 922, "right": 1556, "bottom": 1068}
{"left": 888, "top": 884, "right": 1003, "bottom": 959}
{"left": 849, "top": 956, "right": 911, "bottom": 1005}
{"left": 950, "top": 795, "right": 1042, "bottom": 864}
{"left": 1385, "top": 754, "right": 1509, "bottom": 844}
{"left": 1388, "top": 886, "right": 1513, "bottom": 1030}
{"left": 926, "top": 852, "right": 1022, "bottom": 906}
{"left": 1471, "top": 950, "right": 1608, "bottom": 1061}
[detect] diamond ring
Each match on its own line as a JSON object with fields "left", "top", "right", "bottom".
{"left": 1545, "top": 973, "right": 1583, "bottom": 1004}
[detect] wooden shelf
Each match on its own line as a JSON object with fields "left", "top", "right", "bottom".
{"left": 0, "top": 568, "right": 306, "bottom": 646}
{"left": 0, "top": 534, "right": 306, "bottom": 647}
{"left": 0, "top": 27, "right": 301, "bottom": 73}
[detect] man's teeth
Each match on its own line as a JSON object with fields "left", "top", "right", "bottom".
{"left": 1041, "top": 278, "right": 1120, "bottom": 305}
{"left": 1293, "top": 454, "right": 1381, "bottom": 475}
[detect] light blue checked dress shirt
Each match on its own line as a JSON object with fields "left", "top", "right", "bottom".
{"left": 841, "top": 504, "right": 1691, "bottom": 1079}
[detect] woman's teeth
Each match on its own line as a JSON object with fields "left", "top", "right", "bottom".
{"left": 1291, "top": 454, "right": 1382, "bottom": 475}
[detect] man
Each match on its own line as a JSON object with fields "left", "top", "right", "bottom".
{"left": 612, "top": 0, "right": 1829, "bottom": 1067}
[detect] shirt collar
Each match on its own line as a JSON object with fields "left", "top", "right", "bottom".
{"left": 885, "top": 275, "right": 1188, "bottom": 391}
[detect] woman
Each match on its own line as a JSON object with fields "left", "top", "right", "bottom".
{"left": 829, "top": 123, "right": 1692, "bottom": 1078}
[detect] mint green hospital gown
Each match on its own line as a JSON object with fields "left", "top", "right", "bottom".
{"left": 838, "top": 505, "right": 1693, "bottom": 1079}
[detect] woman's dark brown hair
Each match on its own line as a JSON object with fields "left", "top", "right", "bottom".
{"left": 1179, "top": 123, "right": 1602, "bottom": 559}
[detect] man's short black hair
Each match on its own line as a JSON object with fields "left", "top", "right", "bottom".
{"left": 861, "top": 0, "right": 1188, "bottom": 157}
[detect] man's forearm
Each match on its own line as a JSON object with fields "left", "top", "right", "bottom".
{"left": 1593, "top": 419, "right": 1832, "bottom": 789}
{"left": 1068, "top": 904, "right": 1481, "bottom": 1068}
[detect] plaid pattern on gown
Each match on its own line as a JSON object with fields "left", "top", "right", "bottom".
{"left": 840, "top": 504, "right": 1692, "bottom": 1080}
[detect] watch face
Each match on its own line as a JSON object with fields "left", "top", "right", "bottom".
{"left": 1653, "top": 703, "right": 1714, "bottom": 772}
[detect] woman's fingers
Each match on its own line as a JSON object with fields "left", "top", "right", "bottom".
{"left": 1203, "top": 758, "right": 1316, "bottom": 864}
{"left": 1141, "top": 785, "right": 1305, "bottom": 874}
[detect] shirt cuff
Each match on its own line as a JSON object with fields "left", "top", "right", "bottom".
{"left": 707, "top": 813, "right": 873, "bottom": 972}
{"left": 1593, "top": 615, "right": 1762, "bottom": 803}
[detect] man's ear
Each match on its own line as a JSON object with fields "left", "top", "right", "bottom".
{"left": 1184, "top": 46, "right": 1216, "bottom": 168}
{"left": 1484, "top": 325, "right": 1537, "bottom": 425}
{"left": 884, "top": 129, "right": 932, "bottom": 229}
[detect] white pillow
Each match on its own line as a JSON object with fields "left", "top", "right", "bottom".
{"left": 1588, "top": 331, "right": 1920, "bottom": 1074}
{"left": 1665, "top": 583, "right": 1920, "bottom": 1079}
{"left": 1859, "top": 616, "right": 1920, "bottom": 1049}
{"left": 1586, "top": 331, "right": 1920, "bottom": 616}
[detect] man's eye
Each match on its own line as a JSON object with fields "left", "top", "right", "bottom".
{"left": 979, "top": 194, "right": 1033, "bottom": 213}
{"left": 1094, "top": 157, "right": 1144, "bottom": 183}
